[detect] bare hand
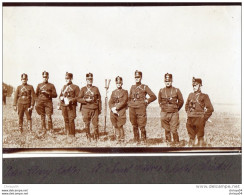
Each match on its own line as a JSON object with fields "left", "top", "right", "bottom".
{"left": 13, "top": 106, "right": 17, "bottom": 111}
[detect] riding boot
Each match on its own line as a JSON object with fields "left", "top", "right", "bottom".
{"left": 188, "top": 138, "right": 195, "bottom": 147}
{"left": 140, "top": 127, "right": 147, "bottom": 143}
{"left": 133, "top": 126, "right": 140, "bottom": 143}
{"left": 120, "top": 127, "right": 125, "bottom": 142}
{"left": 165, "top": 130, "right": 172, "bottom": 143}
{"left": 115, "top": 127, "right": 120, "bottom": 140}
{"left": 41, "top": 118, "right": 47, "bottom": 135}
{"left": 172, "top": 132, "right": 179, "bottom": 143}
{"left": 27, "top": 120, "right": 32, "bottom": 131}
{"left": 86, "top": 125, "right": 91, "bottom": 141}
{"left": 69, "top": 120, "right": 75, "bottom": 137}
{"left": 65, "top": 122, "right": 69, "bottom": 136}
{"left": 19, "top": 125, "right": 23, "bottom": 133}
{"left": 94, "top": 128, "right": 99, "bottom": 141}
{"left": 197, "top": 137, "right": 204, "bottom": 147}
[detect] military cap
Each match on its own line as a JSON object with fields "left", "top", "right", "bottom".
{"left": 86, "top": 72, "right": 93, "bottom": 79}
{"left": 135, "top": 70, "right": 142, "bottom": 78}
{"left": 21, "top": 73, "right": 28, "bottom": 80}
{"left": 42, "top": 71, "right": 49, "bottom": 78}
{"left": 192, "top": 77, "right": 202, "bottom": 86}
{"left": 164, "top": 73, "right": 173, "bottom": 82}
{"left": 115, "top": 76, "right": 123, "bottom": 83}
{"left": 65, "top": 72, "right": 73, "bottom": 79}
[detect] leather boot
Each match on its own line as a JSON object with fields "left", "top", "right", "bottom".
{"left": 133, "top": 126, "right": 140, "bottom": 143}
{"left": 47, "top": 120, "right": 53, "bottom": 132}
{"left": 27, "top": 120, "right": 32, "bottom": 131}
{"left": 69, "top": 121, "right": 75, "bottom": 137}
{"left": 41, "top": 118, "right": 47, "bottom": 135}
{"left": 140, "top": 127, "right": 147, "bottom": 143}
{"left": 65, "top": 122, "right": 69, "bottom": 136}
{"left": 197, "top": 138, "right": 204, "bottom": 147}
{"left": 115, "top": 128, "right": 120, "bottom": 140}
{"left": 120, "top": 127, "right": 125, "bottom": 142}
{"left": 85, "top": 124, "right": 91, "bottom": 141}
{"left": 94, "top": 128, "right": 99, "bottom": 141}
{"left": 165, "top": 130, "right": 172, "bottom": 143}
{"left": 173, "top": 132, "right": 179, "bottom": 143}
{"left": 19, "top": 125, "right": 23, "bottom": 133}
{"left": 188, "top": 138, "right": 194, "bottom": 147}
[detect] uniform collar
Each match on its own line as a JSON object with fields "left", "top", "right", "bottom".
{"left": 136, "top": 82, "right": 141, "bottom": 86}
{"left": 67, "top": 82, "right": 72, "bottom": 86}
{"left": 194, "top": 90, "right": 201, "bottom": 95}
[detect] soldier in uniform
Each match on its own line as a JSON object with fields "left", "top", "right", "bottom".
{"left": 59, "top": 72, "right": 80, "bottom": 139}
{"left": 158, "top": 73, "right": 184, "bottom": 145}
{"left": 35, "top": 71, "right": 57, "bottom": 135}
{"left": 185, "top": 77, "right": 214, "bottom": 147}
{"left": 109, "top": 76, "right": 128, "bottom": 142}
{"left": 3, "top": 85, "right": 7, "bottom": 105}
{"left": 13, "top": 73, "right": 35, "bottom": 133}
{"left": 77, "top": 73, "right": 102, "bottom": 141}
{"left": 128, "top": 70, "right": 157, "bottom": 144}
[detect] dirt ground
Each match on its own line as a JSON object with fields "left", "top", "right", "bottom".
{"left": 2, "top": 97, "right": 241, "bottom": 148}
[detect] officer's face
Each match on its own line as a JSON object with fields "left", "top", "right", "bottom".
{"left": 65, "top": 78, "right": 72, "bottom": 84}
{"left": 116, "top": 82, "right": 123, "bottom": 89}
{"left": 43, "top": 76, "right": 49, "bottom": 83}
{"left": 86, "top": 78, "right": 93, "bottom": 85}
{"left": 165, "top": 81, "right": 172, "bottom": 88}
{"left": 193, "top": 84, "right": 200, "bottom": 92}
{"left": 21, "top": 79, "right": 27, "bottom": 85}
{"left": 135, "top": 76, "right": 142, "bottom": 83}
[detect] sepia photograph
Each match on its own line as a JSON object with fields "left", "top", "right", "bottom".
{"left": 2, "top": 3, "right": 241, "bottom": 151}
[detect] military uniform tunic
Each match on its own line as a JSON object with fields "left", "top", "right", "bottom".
{"left": 77, "top": 85, "right": 102, "bottom": 136}
{"left": 13, "top": 84, "right": 35, "bottom": 126}
{"left": 185, "top": 91, "right": 214, "bottom": 140}
{"left": 59, "top": 83, "right": 80, "bottom": 136}
{"left": 128, "top": 83, "right": 156, "bottom": 128}
{"left": 35, "top": 82, "right": 57, "bottom": 116}
{"left": 109, "top": 88, "right": 128, "bottom": 128}
{"left": 158, "top": 86, "right": 184, "bottom": 142}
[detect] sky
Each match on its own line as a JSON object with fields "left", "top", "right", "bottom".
{"left": 3, "top": 5, "right": 241, "bottom": 106}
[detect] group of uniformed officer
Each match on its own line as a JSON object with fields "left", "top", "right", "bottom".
{"left": 12, "top": 70, "right": 214, "bottom": 146}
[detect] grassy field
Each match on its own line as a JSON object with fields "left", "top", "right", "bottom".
{"left": 2, "top": 97, "right": 241, "bottom": 148}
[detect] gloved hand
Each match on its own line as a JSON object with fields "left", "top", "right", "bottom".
{"left": 144, "top": 99, "right": 149, "bottom": 106}
{"left": 28, "top": 106, "right": 33, "bottom": 112}
{"left": 111, "top": 107, "right": 117, "bottom": 113}
{"left": 85, "top": 97, "right": 92, "bottom": 103}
